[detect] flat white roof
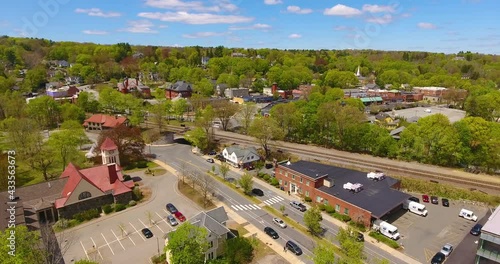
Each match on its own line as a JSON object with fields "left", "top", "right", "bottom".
{"left": 413, "top": 86, "right": 447, "bottom": 91}
{"left": 482, "top": 205, "right": 500, "bottom": 235}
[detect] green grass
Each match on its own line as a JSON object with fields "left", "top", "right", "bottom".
{"left": 123, "top": 161, "right": 159, "bottom": 173}
{"left": 369, "top": 231, "right": 401, "bottom": 249}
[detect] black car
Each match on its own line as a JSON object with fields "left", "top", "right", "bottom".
{"left": 166, "top": 203, "right": 178, "bottom": 214}
{"left": 470, "top": 224, "right": 483, "bottom": 236}
{"left": 265, "top": 163, "right": 273, "bottom": 169}
{"left": 141, "top": 228, "right": 153, "bottom": 238}
{"left": 441, "top": 198, "right": 450, "bottom": 207}
{"left": 431, "top": 252, "right": 445, "bottom": 264}
{"left": 215, "top": 154, "right": 225, "bottom": 161}
{"left": 208, "top": 150, "right": 217, "bottom": 155}
{"left": 264, "top": 227, "right": 279, "bottom": 239}
{"left": 286, "top": 240, "right": 303, "bottom": 255}
{"left": 408, "top": 196, "right": 420, "bottom": 203}
{"left": 252, "top": 188, "right": 264, "bottom": 196}
{"left": 431, "top": 196, "right": 439, "bottom": 204}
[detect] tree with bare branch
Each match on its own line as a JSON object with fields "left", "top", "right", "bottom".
{"left": 197, "top": 173, "right": 215, "bottom": 208}
{"left": 238, "top": 103, "right": 257, "bottom": 134}
{"left": 213, "top": 100, "right": 239, "bottom": 131}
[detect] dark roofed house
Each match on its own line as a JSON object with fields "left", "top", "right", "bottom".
{"left": 166, "top": 81, "right": 193, "bottom": 99}
{"left": 274, "top": 160, "right": 410, "bottom": 227}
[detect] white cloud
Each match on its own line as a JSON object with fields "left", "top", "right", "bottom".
{"left": 264, "top": 0, "right": 282, "bottom": 5}
{"left": 75, "top": 8, "right": 121, "bottom": 18}
{"left": 366, "top": 14, "right": 393, "bottom": 24}
{"left": 288, "top": 33, "right": 302, "bottom": 39}
{"left": 229, "top": 23, "right": 272, "bottom": 31}
{"left": 324, "top": 4, "right": 362, "bottom": 17}
{"left": 82, "top": 30, "right": 108, "bottom": 35}
{"left": 286, "top": 6, "right": 313, "bottom": 14}
{"left": 144, "top": 0, "right": 238, "bottom": 12}
{"left": 138, "top": 11, "right": 253, "bottom": 24}
{"left": 119, "top": 20, "right": 158, "bottom": 33}
{"left": 333, "top": 25, "right": 355, "bottom": 31}
{"left": 418, "top": 22, "right": 437, "bottom": 29}
{"left": 361, "top": 4, "right": 396, "bottom": 13}
{"left": 182, "top": 31, "right": 227, "bottom": 38}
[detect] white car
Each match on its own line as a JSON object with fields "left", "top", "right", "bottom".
{"left": 273, "top": 217, "right": 287, "bottom": 228}
{"left": 440, "top": 243, "right": 453, "bottom": 257}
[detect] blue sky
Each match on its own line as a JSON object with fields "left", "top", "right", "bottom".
{"left": 1, "top": 0, "right": 499, "bottom": 54}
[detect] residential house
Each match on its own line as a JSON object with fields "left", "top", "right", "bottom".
{"left": 389, "top": 126, "right": 406, "bottom": 140}
{"left": 475, "top": 205, "right": 500, "bottom": 263}
{"left": 46, "top": 81, "right": 62, "bottom": 90}
{"left": 412, "top": 87, "right": 448, "bottom": 102}
{"left": 118, "top": 78, "right": 139, "bottom": 93}
{"left": 132, "top": 52, "right": 144, "bottom": 59}
{"left": 222, "top": 146, "right": 260, "bottom": 168}
{"left": 216, "top": 83, "right": 228, "bottom": 97}
{"left": 166, "top": 81, "right": 193, "bottom": 99}
{"left": 201, "top": 56, "right": 210, "bottom": 66}
{"left": 231, "top": 52, "right": 246, "bottom": 58}
{"left": 375, "top": 112, "right": 400, "bottom": 130}
{"left": 65, "top": 76, "right": 82, "bottom": 85}
{"left": 224, "top": 88, "right": 249, "bottom": 99}
{"left": 136, "top": 85, "right": 151, "bottom": 98}
{"left": 58, "top": 60, "right": 69, "bottom": 68}
{"left": 46, "top": 85, "right": 80, "bottom": 99}
{"left": 363, "top": 83, "right": 380, "bottom": 90}
{"left": 83, "top": 114, "right": 128, "bottom": 131}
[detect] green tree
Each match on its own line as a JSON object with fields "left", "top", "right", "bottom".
{"left": 248, "top": 117, "right": 284, "bottom": 158}
{"left": 25, "top": 96, "right": 61, "bottom": 129}
{"left": 304, "top": 206, "right": 323, "bottom": 236}
{"left": 213, "top": 100, "right": 239, "bottom": 131}
{"left": 238, "top": 103, "right": 257, "bottom": 134}
{"left": 195, "top": 79, "right": 215, "bottom": 97}
{"left": 61, "top": 103, "right": 85, "bottom": 123}
{"left": 22, "top": 66, "right": 47, "bottom": 92}
{"left": 238, "top": 173, "right": 254, "bottom": 195}
{"left": 0, "top": 226, "right": 45, "bottom": 264}
{"left": 149, "top": 100, "right": 171, "bottom": 132}
{"left": 48, "top": 128, "right": 85, "bottom": 170}
{"left": 185, "top": 127, "right": 209, "bottom": 151}
{"left": 172, "top": 99, "right": 188, "bottom": 121}
{"left": 222, "top": 237, "right": 254, "bottom": 264}
{"left": 166, "top": 222, "right": 209, "bottom": 264}
{"left": 76, "top": 91, "right": 100, "bottom": 113}
{"left": 219, "top": 162, "right": 230, "bottom": 181}
{"left": 312, "top": 241, "right": 336, "bottom": 264}
{"left": 336, "top": 227, "right": 364, "bottom": 263}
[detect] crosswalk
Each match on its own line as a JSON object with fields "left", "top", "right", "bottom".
{"left": 263, "top": 196, "right": 285, "bottom": 206}
{"left": 231, "top": 204, "right": 261, "bottom": 211}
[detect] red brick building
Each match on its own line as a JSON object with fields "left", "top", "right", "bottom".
{"left": 275, "top": 160, "right": 410, "bottom": 227}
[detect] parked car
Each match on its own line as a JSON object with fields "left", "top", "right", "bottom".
{"left": 286, "top": 240, "right": 303, "bottom": 255}
{"left": 208, "top": 150, "right": 217, "bottom": 155}
{"left": 166, "top": 203, "right": 178, "bottom": 214}
{"left": 408, "top": 196, "right": 420, "bottom": 203}
{"left": 431, "top": 252, "right": 446, "bottom": 264}
{"left": 252, "top": 188, "right": 264, "bottom": 196}
{"left": 206, "top": 158, "right": 214, "bottom": 163}
{"left": 290, "top": 201, "right": 307, "bottom": 212}
{"left": 174, "top": 211, "right": 186, "bottom": 222}
{"left": 422, "top": 194, "right": 430, "bottom": 203}
{"left": 431, "top": 196, "right": 439, "bottom": 204}
{"left": 215, "top": 154, "right": 225, "bottom": 161}
{"left": 440, "top": 243, "right": 453, "bottom": 257}
{"left": 264, "top": 227, "right": 279, "bottom": 239}
{"left": 273, "top": 217, "right": 287, "bottom": 228}
{"left": 265, "top": 163, "right": 273, "bottom": 169}
{"left": 470, "top": 224, "right": 483, "bottom": 236}
{"left": 167, "top": 215, "right": 178, "bottom": 226}
{"left": 442, "top": 198, "right": 450, "bottom": 207}
{"left": 141, "top": 228, "right": 153, "bottom": 238}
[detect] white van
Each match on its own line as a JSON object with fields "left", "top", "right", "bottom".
{"left": 403, "top": 200, "right": 428, "bottom": 216}
{"left": 459, "top": 208, "right": 478, "bottom": 222}
{"left": 373, "top": 220, "right": 400, "bottom": 240}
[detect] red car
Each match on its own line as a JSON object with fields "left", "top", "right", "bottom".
{"left": 422, "top": 194, "right": 430, "bottom": 203}
{"left": 174, "top": 211, "right": 186, "bottom": 222}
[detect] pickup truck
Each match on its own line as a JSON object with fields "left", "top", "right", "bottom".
{"left": 290, "top": 201, "right": 307, "bottom": 212}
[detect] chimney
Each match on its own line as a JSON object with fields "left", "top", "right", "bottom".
{"left": 272, "top": 82, "right": 278, "bottom": 94}
{"left": 108, "top": 164, "right": 118, "bottom": 184}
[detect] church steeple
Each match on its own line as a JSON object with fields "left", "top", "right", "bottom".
{"left": 100, "top": 137, "right": 120, "bottom": 166}
{"left": 355, "top": 66, "right": 361, "bottom": 77}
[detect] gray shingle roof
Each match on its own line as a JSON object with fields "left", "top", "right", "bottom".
{"left": 190, "top": 207, "right": 230, "bottom": 236}
{"left": 225, "top": 146, "right": 259, "bottom": 161}
{"left": 169, "top": 81, "right": 193, "bottom": 92}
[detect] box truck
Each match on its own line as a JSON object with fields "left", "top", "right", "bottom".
{"left": 372, "top": 220, "right": 400, "bottom": 240}
{"left": 459, "top": 208, "right": 478, "bottom": 222}
{"left": 403, "top": 200, "right": 428, "bottom": 216}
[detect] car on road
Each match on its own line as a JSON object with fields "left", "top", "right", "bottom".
{"left": 252, "top": 188, "right": 264, "bottom": 196}
{"left": 442, "top": 198, "right": 450, "bottom": 207}
{"left": 174, "top": 211, "right": 186, "bottom": 222}
{"left": 422, "top": 194, "right": 430, "bottom": 203}
{"left": 208, "top": 150, "right": 217, "bottom": 155}
{"left": 206, "top": 158, "right": 215, "bottom": 163}
{"left": 141, "top": 228, "right": 153, "bottom": 238}
{"left": 273, "top": 217, "right": 287, "bottom": 228}
{"left": 286, "top": 240, "right": 303, "bottom": 255}
{"left": 470, "top": 223, "right": 483, "bottom": 236}
{"left": 440, "top": 243, "right": 453, "bottom": 257}
{"left": 431, "top": 252, "right": 446, "bottom": 264}
{"left": 431, "top": 196, "right": 439, "bottom": 204}
{"left": 167, "top": 215, "right": 178, "bottom": 226}
{"left": 264, "top": 227, "right": 279, "bottom": 239}
{"left": 166, "top": 203, "right": 178, "bottom": 214}
{"left": 290, "top": 201, "right": 307, "bottom": 212}
{"left": 408, "top": 196, "right": 420, "bottom": 203}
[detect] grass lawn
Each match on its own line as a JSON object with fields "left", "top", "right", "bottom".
{"left": 123, "top": 161, "right": 159, "bottom": 173}
{"left": 177, "top": 181, "right": 216, "bottom": 210}
{"left": 251, "top": 238, "right": 277, "bottom": 263}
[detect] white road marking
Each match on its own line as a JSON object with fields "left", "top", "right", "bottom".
{"left": 130, "top": 222, "right": 145, "bottom": 241}
{"left": 235, "top": 205, "right": 245, "bottom": 210}
{"left": 80, "top": 241, "right": 89, "bottom": 260}
{"left": 111, "top": 229, "right": 125, "bottom": 251}
{"left": 101, "top": 233, "right": 115, "bottom": 255}
{"left": 154, "top": 220, "right": 165, "bottom": 234}
{"left": 231, "top": 205, "right": 239, "bottom": 211}
{"left": 264, "top": 200, "right": 272, "bottom": 205}
{"left": 139, "top": 218, "right": 149, "bottom": 228}
{"left": 156, "top": 211, "right": 171, "bottom": 230}
{"left": 128, "top": 234, "right": 136, "bottom": 246}
{"left": 90, "top": 237, "right": 103, "bottom": 260}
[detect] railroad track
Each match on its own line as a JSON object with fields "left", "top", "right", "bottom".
{"left": 164, "top": 125, "right": 500, "bottom": 194}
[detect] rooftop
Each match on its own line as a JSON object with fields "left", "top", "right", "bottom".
{"left": 281, "top": 160, "right": 411, "bottom": 218}
{"left": 482, "top": 205, "right": 500, "bottom": 235}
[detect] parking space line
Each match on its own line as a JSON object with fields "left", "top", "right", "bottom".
{"left": 154, "top": 221, "right": 165, "bottom": 233}
{"left": 138, "top": 218, "right": 148, "bottom": 228}
{"left": 128, "top": 234, "right": 136, "bottom": 246}
{"left": 156, "top": 212, "right": 169, "bottom": 225}
{"left": 80, "top": 241, "right": 89, "bottom": 259}
{"left": 101, "top": 233, "right": 115, "bottom": 255}
{"left": 90, "top": 237, "right": 103, "bottom": 260}
{"left": 111, "top": 229, "right": 126, "bottom": 251}
{"left": 130, "top": 222, "right": 145, "bottom": 241}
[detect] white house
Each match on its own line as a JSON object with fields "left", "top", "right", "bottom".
{"left": 222, "top": 145, "right": 260, "bottom": 168}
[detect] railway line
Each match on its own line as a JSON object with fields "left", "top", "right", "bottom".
{"left": 163, "top": 124, "right": 500, "bottom": 194}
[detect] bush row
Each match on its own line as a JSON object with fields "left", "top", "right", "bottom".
{"left": 73, "top": 208, "right": 100, "bottom": 222}
{"left": 369, "top": 231, "right": 400, "bottom": 249}
{"left": 124, "top": 160, "right": 149, "bottom": 170}
{"left": 316, "top": 204, "right": 367, "bottom": 231}
{"left": 256, "top": 173, "right": 279, "bottom": 188}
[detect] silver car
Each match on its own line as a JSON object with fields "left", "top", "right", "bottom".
{"left": 167, "top": 215, "right": 178, "bottom": 226}
{"left": 273, "top": 217, "right": 287, "bottom": 228}
{"left": 440, "top": 243, "right": 453, "bottom": 257}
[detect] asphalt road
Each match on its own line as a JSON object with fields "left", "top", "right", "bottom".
{"left": 151, "top": 142, "right": 408, "bottom": 264}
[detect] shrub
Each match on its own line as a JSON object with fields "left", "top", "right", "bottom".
{"left": 129, "top": 200, "right": 137, "bottom": 206}
{"left": 133, "top": 187, "right": 143, "bottom": 201}
{"left": 324, "top": 204, "right": 335, "bottom": 214}
{"left": 262, "top": 174, "right": 270, "bottom": 182}
{"left": 124, "top": 163, "right": 135, "bottom": 170}
{"left": 348, "top": 221, "right": 367, "bottom": 232}
{"left": 123, "top": 175, "right": 132, "bottom": 181}
{"left": 73, "top": 208, "right": 100, "bottom": 222}
{"left": 369, "top": 231, "right": 400, "bottom": 249}
{"left": 136, "top": 160, "right": 148, "bottom": 168}
{"left": 103, "top": 204, "right": 113, "bottom": 214}
{"left": 331, "top": 211, "right": 351, "bottom": 222}
{"left": 114, "top": 203, "right": 126, "bottom": 212}
{"left": 318, "top": 204, "right": 326, "bottom": 211}
{"left": 270, "top": 178, "right": 279, "bottom": 187}
{"left": 304, "top": 196, "right": 312, "bottom": 202}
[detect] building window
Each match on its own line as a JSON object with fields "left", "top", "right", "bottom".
{"left": 316, "top": 196, "right": 322, "bottom": 202}
{"left": 300, "top": 177, "right": 303, "bottom": 183}
{"left": 285, "top": 172, "right": 288, "bottom": 177}
{"left": 344, "top": 208, "right": 349, "bottom": 215}
{"left": 292, "top": 174, "right": 295, "bottom": 180}
{"left": 335, "top": 204, "right": 340, "bottom": 212}
{"left": 323, "top": 199, "right": 329, "bottom": 205}
{"left": 78, "top": 191, "right": 92, "bottom": 200}
{"left": 210, "top": 241, "right": 214, "bottom": 248}
{"left": 305, "top": 191, "right": 309, "bottom": 197}
{"left": 306, "top": 181, "right": 310, "bottom": 186}
{"left": 284, "top": 181, "right": 288, "bottom": 186}
{"left": 279, "top": 179, "right": 282, "bottom": 185}
{"left": 279, "top": 169, "right": 283, "bottom": 175}
{"left": 208, "top": 252, "right": 214, "bottom": 260}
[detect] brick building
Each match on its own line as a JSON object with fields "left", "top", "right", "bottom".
{"left": 274, "top": 160, "right": 410, "bottom": 227}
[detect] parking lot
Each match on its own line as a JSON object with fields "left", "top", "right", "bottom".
{"left": 386, "top": 196, "right": 488, "bottom": 263}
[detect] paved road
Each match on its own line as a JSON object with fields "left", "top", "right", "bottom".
{"left": 152, "top": 143, "right": 409, "bottom": 264}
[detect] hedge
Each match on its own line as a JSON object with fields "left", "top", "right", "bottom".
{"left": 369, "top": 231, "right": 400, "bottom": 249}
{"left": 129, "top": 200, "right": 137, "bottom": 206}
{"left": 331, "top": 211, "right": 351, "bottom": 222}
{"left": 103, "top": 204, "right": 113, "bottom": 214}
{"left": 73, "top": 208, "right": 100, "bottom": 222}
{"left": 304, "top": 196, "right": 312, "bottom": 202}
{"left": 324, "top": 204, "right": 335, "bottom": 214}
{"left": 348, "top": 221, "right": 367, "bottom": 232}
{"left": 114, "top": 203, "right": 126, "bottom": 212}
{"left": 136, "top": 160, "right": 148, "bottom": 168}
